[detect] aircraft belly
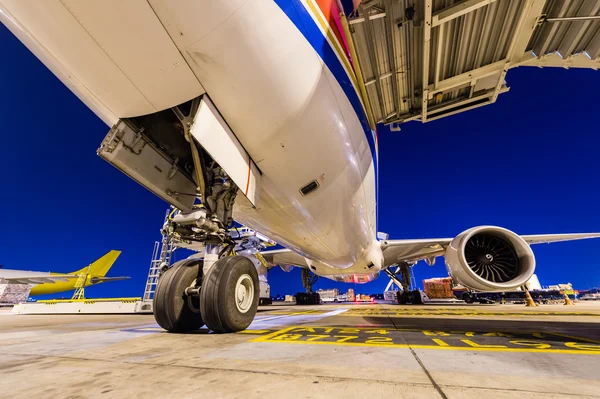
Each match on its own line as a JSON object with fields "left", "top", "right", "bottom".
{"left": 0, "top": 0, "right": 378, "bottom": 268}
{"left": 0, "top": 0, "right": 205, "bottom": 125}
{"left": 167, "top": 1, "right": 377, "bottom": 267}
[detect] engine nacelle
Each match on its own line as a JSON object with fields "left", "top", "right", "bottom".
{"left": 445, "top": 226, "right": 535, "bottom": 291}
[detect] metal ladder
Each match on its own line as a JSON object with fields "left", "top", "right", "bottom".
{"left": 72, "top": 264, "right": 91, "bottom": 300}
{"left": 409, "top": 267, "right": 417, "bottom": 291}
{"left": 142, "top": 208, "right": 175, "bottom": 302}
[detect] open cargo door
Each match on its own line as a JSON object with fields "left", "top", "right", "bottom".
{"left": 97, "top": 95, "right": 260, "bottom": 210}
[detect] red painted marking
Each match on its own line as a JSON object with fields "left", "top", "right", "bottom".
{"left": 245, "top": 157, "right": 251, "bottom": 196}
{"left": 315, "top": 0, "right": 350, "bottom": 59}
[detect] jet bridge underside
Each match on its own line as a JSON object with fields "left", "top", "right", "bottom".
{"left": 348, "top": 0, "right": 600, "bottom": 126}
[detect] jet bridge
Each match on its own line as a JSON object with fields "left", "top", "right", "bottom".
{"left": 346, "top": 0, "right": 600, "bottom": 126}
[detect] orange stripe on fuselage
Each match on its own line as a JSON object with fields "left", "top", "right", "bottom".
{"left": 314, "top": 0, "right": 348, "bottom": 58}
{"left": 305, "top": 1, "right": 361, "bottom": 104}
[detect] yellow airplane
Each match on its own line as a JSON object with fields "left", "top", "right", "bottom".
{"left": 0, "top": 250, "right": 128, "bottom": 296}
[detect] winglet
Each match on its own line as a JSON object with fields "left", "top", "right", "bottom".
{"left": 73, "top": 250, "right": 122, "bottom": 276}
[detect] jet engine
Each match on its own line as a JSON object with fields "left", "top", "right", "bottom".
{"left": 445, "top": 226, "right": 535, "bottom": 291}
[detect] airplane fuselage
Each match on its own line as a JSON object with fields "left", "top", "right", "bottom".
{"left": 0, "top": 269, "right": 93, "bottom": 295}
{"left": 0, "top": 0, "right": 381, "bottom": 280}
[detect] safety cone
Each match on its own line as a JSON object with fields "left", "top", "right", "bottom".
{"left": 563, "top": 292, "right": 574, "bottom": 306}
{"left": 524, "top": 289, "right": 538, "bottom": 307}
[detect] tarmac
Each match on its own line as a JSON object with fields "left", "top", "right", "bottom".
{"left": 1, "top": 301, "right": 600, "bottom": 399}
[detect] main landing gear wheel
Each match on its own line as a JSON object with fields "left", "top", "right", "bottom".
{"left": 397, "top": 290, "right": 423, "bottom": 305}
{"left": 153, "top": 258, "right": 204, "bottom": 333}
{"left": 410, "top": 290, "right": 423, "bottom": 305}
{"left": 200, "top": 256, "right": 259, "bottom": 333}
{"left": 397, "top": 291, "right": 408, "bottom": 304}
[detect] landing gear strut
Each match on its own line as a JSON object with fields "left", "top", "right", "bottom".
{"left": 384, "top": 262, "right": 422, "bottom": 305}
{"left": 296, "top": 269, "right": 321, "bottom": 305}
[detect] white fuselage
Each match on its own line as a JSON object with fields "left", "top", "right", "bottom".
{"left": 0, "top": 0, "right": 381, "bottom": 280}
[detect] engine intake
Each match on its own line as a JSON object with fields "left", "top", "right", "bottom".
{"left": 445, "top": 226, "right": 535, "bottom": 291}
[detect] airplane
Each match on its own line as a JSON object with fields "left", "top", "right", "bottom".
{"left": 0, "top": 251, "right": 127, "bottom": 300}
{"left": 1, "top": 1, "right": 598, "bottom": 333}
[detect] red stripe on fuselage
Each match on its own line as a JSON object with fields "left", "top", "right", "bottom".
{"left": 314, "top": 0, "right": 351, "bottom": 61}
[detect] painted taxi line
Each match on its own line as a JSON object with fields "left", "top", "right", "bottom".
{"left": 249, "top": 326, "right": 600, "bottom": 354}
{"left": 339, "top": 308, "right": 600, "bottom": 317}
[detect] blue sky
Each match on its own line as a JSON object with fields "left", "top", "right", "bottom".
{"left": 1, "top": 23, "right": 599, "bottom": 299}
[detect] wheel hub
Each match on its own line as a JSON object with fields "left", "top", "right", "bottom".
{"left": 235, "top": 274, "right": 254, "bottom": 313}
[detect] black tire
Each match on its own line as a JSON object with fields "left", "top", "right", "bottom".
{"left": 259, "top": 297, "right": 272, "bottom": 306}
{"left": 397, "top": 291, "right": 408, "bottom": 305}
{"left": 462, "top": 292, "right": 474, "bottom": 304}
{"left": 153, "top": 258, "right": 204, "bottom": 333}
{"left": 295, "top": 292, "right": 308, "bottom": 305}
{"left": 410, "top": 290, "right": 423, "bottom": 305}
{"left": 309, "top": 293, "right": 321, "bottom": 305}
{"left": 200, "top": 256, "right": 259, "bottom": 333}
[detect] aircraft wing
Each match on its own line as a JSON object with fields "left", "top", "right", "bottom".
{"left": 261, "top": 232, "right": 600, "bottom": 271}
{"left": 382, "top": 233, "right": 600, "bottom": 267}
{"left": 0, "top": 274, "right": 77, "bottom": 284}
{"left": 382, "top": 239, "right": 450, "bottom": 266}
{"left": 260, "top": 249, "right": 308, "bottom": 269}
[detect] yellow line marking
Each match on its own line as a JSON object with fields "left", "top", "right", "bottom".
{"left": 237, "top": 329, "right": 270, "bottom": 335}
{"left": 250, "top": 326, "right": 295, "bottom": 343}
{"left": 432, "top": 338, "right": 449, "bottom": 347}
{"left": 247, "top": 325, "right": 600, "bottom": 355}
{"left": 548, "top": 332, "right": 600, "bottom": 345}
{"left": 253, "top": 338, "right": 600, "bottom": 355}
{"left": 461, "top": 339, "right": 508, "bottom": 349}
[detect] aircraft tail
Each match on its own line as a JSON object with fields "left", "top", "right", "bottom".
{"left": 73, "top": 250, "right": 122, "bottom": 276}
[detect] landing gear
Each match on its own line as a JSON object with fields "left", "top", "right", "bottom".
{"left": 154, "top": 256, "right": 260, "bottom": 333}
{"left": 396, "top": 290, "right": 423, "bottom": 305}
{"left": 385, "top": 262, "right": 422, "bottom": 305}
{"left": 397, "top": 291, "right": 408, "bottom": 305}
{"left": 301, "top": 268, "right": 320, "bottom": 295}
{"left": 152, "top": 101, "right": 264, "bottom": 333}
{"left": 200, "top": 256, "right": 260, "bottom": 333}
{"left": 296, "top": 269, "right": 321, "bottom": 305}
{"left": 409, "top": 290, "right": 423, "bottom": 304}
{"left": 153, "top": 258, "right": 204, "bottom": 333}
{"left": 462, "top": 292, "right": 474, "bottom": 304}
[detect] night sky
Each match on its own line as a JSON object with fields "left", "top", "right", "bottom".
{"left": 1, "top": 22, "right": 599, "bottom": 299}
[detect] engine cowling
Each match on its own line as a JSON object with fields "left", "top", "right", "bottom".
{"left": 445, "top": 226, "right": 535, "bottom": 291}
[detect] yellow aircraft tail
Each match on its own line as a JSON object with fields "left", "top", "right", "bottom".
{"left": 73, "top": 250, "right": 121, "bottom": 276}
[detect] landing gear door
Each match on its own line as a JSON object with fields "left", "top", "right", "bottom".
{"left": 190, "top": 97, "right": 261, "bottom": 207}
{"left": 97, "top": 121, "right": 196, "bottom": 211}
